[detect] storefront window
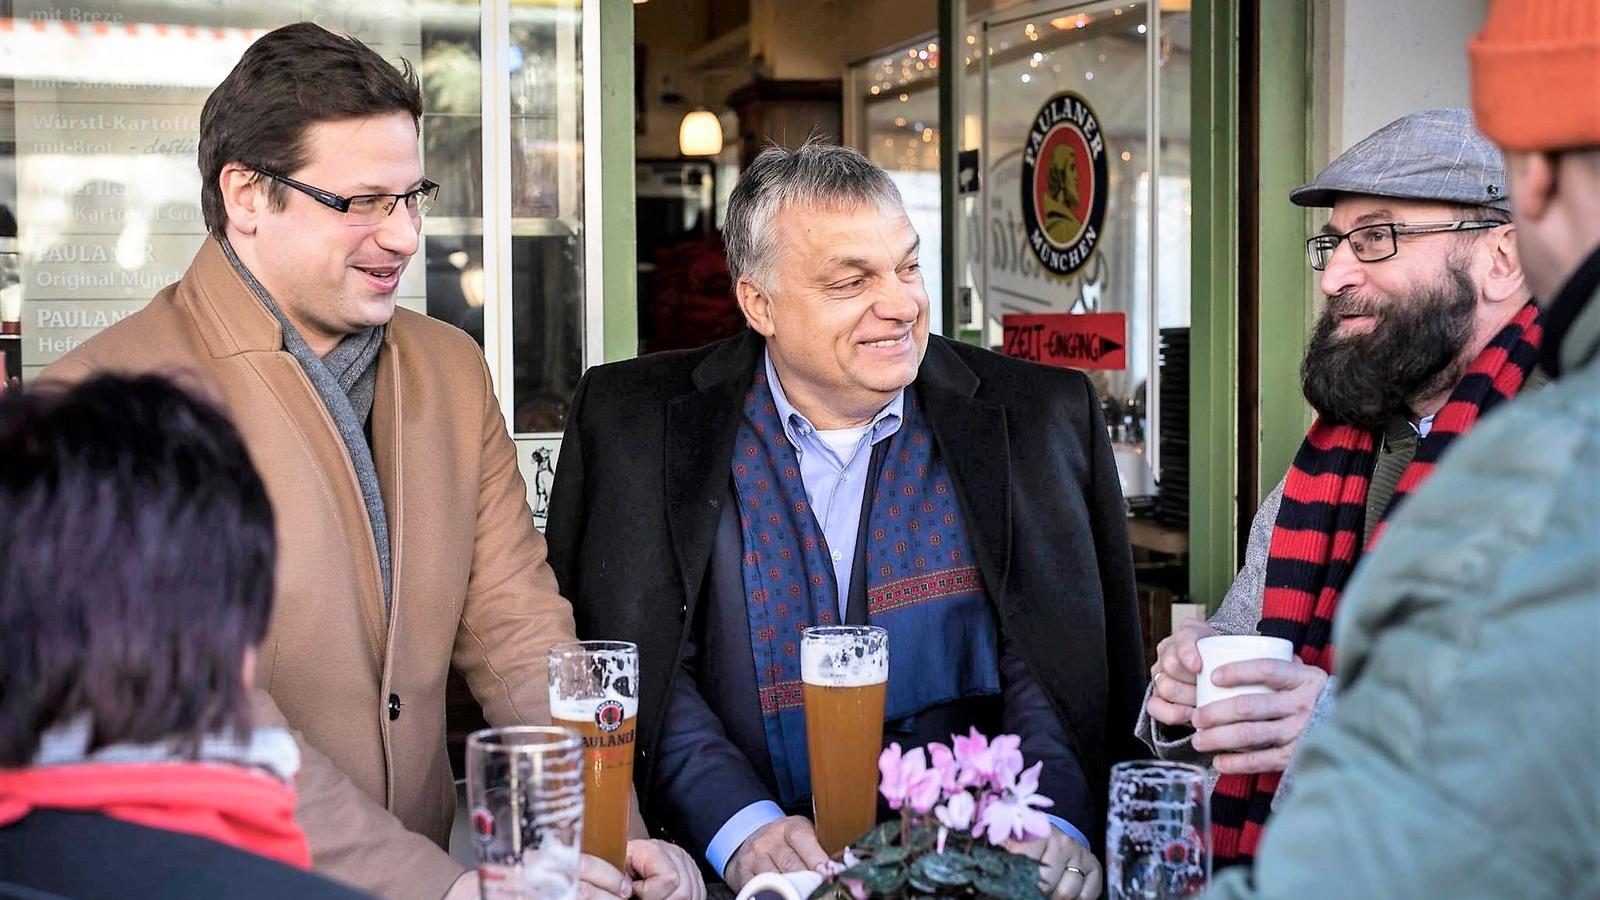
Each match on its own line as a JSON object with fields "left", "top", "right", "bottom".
{"left": 1, "top": 2, "right": 475, "bottom": 380}
{"left": 508, "top": 3, "right": 585, "bottom": 435}
{"left": 963, "top": 0, "right": 1190, "bottom": 490}
{"left": 0, "top": 0, "right": 590, "bottom": 446}
{"left": 846, "top": 39, "right": 943, "bottom": 329}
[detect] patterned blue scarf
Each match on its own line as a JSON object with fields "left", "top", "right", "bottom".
{"left": 731, "top": 367, "right": 1001, "bottom": 805}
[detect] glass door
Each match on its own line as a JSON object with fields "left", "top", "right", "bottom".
{"left": 967, "top": 0, "right": 1190, "bottom": 487}
{"left": 0, "top": 0, "right": 603, "bottom": 529}
{"left": 4, "top": 0, "right": 489, "bottom": 378}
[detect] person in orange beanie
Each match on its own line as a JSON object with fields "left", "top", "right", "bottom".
{"left": 1201, "top": 1, "right": 1598, "bottom": 897}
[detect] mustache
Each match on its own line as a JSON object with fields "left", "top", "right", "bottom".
{"left": 1322, "top": 292, "right": 1382, "bottom": 319}
{"left": 1300, "top": 266, "right": 1478, "bottom": 430}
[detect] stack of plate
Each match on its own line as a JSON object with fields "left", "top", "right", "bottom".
{"left": 1156, "top": 328, "right": 1189, "bottom": 527}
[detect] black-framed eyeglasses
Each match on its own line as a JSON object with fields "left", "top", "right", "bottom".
{"left": 1306, "top": 219, "right": 1509, "bottom": 271}
{"left": 254, "top": 167, "right": 439, "bottom": 226}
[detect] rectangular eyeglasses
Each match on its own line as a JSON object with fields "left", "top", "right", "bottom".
{"left": 1306, "top": 219, "right": 1509, "bottom": 271}
{"left": 255, "top": 167, "right": 439, "bottom": 226}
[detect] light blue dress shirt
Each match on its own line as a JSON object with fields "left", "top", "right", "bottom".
{"left": 765, "top": 351, "right": 904, "bottom": 617}
{"left": 704, "top": 352, "right": 1087, "bottom": 878}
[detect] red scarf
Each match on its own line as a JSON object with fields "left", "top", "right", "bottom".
{"left": 0, "top": 762, "right": 311, "bottom": 869}
{"left": 1210, "top": 302, "right": 1543, "bottom": 867}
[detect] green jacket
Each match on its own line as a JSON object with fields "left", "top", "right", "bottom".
{"left": 1206, "top": 289, "right": 1600, "bottom": 898}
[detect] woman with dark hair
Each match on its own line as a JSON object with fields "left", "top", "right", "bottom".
{"left": 0, "top": 374, "right": 369, "bottom": 899}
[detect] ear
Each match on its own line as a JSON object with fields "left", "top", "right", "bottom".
{"left": 1480, "top": 222, "right": 1527, "bottom": 305}
{"left": 240, "top": 645, "right": 258, "bottom": 692}
{"left": 1506, "top": 151, "right": 1557, "bottom": 225}
{"left": 219, "top": 163, "right": 267, "bottom": 236}
{"left": 735, "top": 276, "right": 777, "bottom": 338}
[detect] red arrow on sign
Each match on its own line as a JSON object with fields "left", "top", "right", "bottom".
{"left": 1000, "top": 312, "right": 1128, "bottom": 370}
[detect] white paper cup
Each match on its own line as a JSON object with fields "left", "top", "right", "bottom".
{"left": 1195, "top": 635, "right": 1294, "bottom": 710}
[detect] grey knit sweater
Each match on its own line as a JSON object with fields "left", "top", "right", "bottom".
{"left": 1132, "top": 478, "right": 1339, "bottom": 807}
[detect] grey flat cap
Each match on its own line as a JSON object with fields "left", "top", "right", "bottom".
{"left": 1291, "top": 108, "right": 1510, "bottom": 211}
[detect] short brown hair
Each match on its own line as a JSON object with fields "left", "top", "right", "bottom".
{"left": 198, "top": 22, "right": 424, "bottom": 233}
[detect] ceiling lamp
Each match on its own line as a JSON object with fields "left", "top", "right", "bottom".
{"left": 679, "top": 109, "right": 723, "bottom": 157}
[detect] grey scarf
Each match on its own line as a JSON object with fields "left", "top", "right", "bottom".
{"left": 220, "top": 236, "right": 392, "bottom": 615}
{"left": 33, "top": 715, "right": 302, "bottom": 785}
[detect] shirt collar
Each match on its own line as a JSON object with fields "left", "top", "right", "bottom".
{"left": 764, "top": 349, "right": 903, "bottom": 448}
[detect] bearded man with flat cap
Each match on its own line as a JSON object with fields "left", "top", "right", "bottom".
{"left": 1138, "top": 107, "right": 1543, "bottom": 869}
{"left": 1203, "top": 2, "right": 1599, "bottom": 895}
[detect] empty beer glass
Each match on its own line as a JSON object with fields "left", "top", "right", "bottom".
{"left": 548, "top": 641, "right": 639, "bottom": 870}
{"left": 801, "top": 625, "right": 888, "bottom": 855}
{"left": 1106, "top": 760, "right": 1209, "bottom": 899}
{"left": 466, "top": 726, "right": 585, "bottom": 900}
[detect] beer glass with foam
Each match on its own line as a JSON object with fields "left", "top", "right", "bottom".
{"left": 547, "top": 641, "right": 638, "bottom": 870}
{"left": 801, "top": 625, "right": 888, "bottom": 855}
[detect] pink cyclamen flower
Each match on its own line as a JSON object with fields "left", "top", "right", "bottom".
{"left": 879, "top": 743, "right": 911, "bottom": 809}
{"left": 976, "top": 761, "right": 1055, "bottom": 845}
{"left": 988, "top": 734, "right": 1024, "bottom": 789}
{"left": 906, "top": 765, "right": 942, "bottom": 815}
{"left": 927, "top": 741, "right": 961, "bottom": 794}
{"left": 879, "top": 743, "right": 940, "bottom": 812}
{"left": 951, "top": 727, "right": 992, "bottom": 788}
{"left": 841, "top": 878, "right": 868, "bottom": 900}
{"left": 934, "top": 789, "right": 976, "bottom": 832}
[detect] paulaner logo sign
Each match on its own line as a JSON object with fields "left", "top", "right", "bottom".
{"left": 1020, "top": 91, "right": 1108, "bottom": 278}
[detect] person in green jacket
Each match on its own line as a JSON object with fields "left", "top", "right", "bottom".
{"left": 1205, "top": 1, "right": 1600, "bottom": 896}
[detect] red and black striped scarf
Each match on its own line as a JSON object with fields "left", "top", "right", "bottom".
{"left": 1210, "top": 301, "right": 1542, "bottom": 867}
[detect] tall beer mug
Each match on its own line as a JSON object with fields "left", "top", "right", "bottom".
{"left": 548, "top": 641, "right": 639, "bottom": 870}
{"left": 801, "top": 625, "right": 888, "bottom": 855}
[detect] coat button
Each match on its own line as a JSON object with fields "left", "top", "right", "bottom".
{"left": 388, "top": 693, "right": 401, "bottom": 721}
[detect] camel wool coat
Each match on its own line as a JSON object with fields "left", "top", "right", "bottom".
{"left": 41, "top": 236, "right": 577, "bottom": 899}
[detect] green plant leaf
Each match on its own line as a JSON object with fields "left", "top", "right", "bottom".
{"left": 856, "top": 819, "right": 902, "bottom": 850}
{"left": 972, "top": 872, "right": 1048, "bottom": 900}
{"left": 840, "top": 863, "right": 885, "bottom": 882}
{"left": 805, "top": 883, "right": 850, "bottom": 900}
{"left": 936, "top": 851, "right": 977, "bottom": 871}
{"left": 871, "top": 845, "right": 911, "bottom": 866}
{"left": 863, "top": 866, "right": 907, "bottom": 895}
{"left": 1008, "top": 857, "right": 1043, "bottom": 881}
{"left": 910, "top": 854, "right": 974, "bottom": 887}
{"left": 906, "top": 871, "right": 940, "bottom": 895}
{"left": 972, "top": 848, "right": 1009, "bottom": 877}
{"left": 973, "top": 874, "right": 1014, "bottom": 897}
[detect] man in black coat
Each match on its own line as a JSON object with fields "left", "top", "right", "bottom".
{"left": 546, "top": 142, "right": 1145, "bottom": 900}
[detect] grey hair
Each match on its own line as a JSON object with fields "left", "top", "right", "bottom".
{"left": 723, "top": 140, "right": 906, "bottom": 291}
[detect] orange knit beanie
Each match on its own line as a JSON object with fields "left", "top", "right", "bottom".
{"left": 1469, "top": 0, "right": 1600, "bottom": 151}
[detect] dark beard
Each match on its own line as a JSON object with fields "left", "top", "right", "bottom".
{"left": 1300, "top": 265, "right": 1478, "bottom": 430}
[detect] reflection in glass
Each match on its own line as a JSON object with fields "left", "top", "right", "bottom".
{"left": 509, "top": 0, "right": 585, "bottom": 435}
{"left": 849, "top": 40, "right": 944, "bottom": 316}
{"left": 2, "top": 1, "right": 490, "bottom": 381}
{"left": 963, "top": 1, "right": 1190, "bottom": 483}
{"left": 1106, "top": 760, "right": 1209, "bottom": 899}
